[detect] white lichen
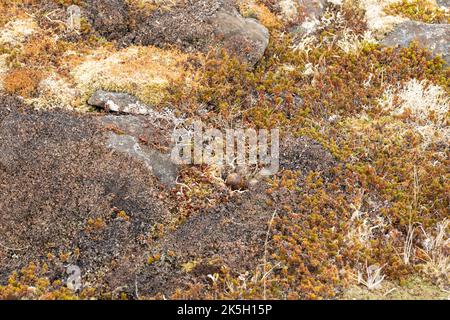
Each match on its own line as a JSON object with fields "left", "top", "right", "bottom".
{"left": 378, "top": 79, "right": 449, "bottom": 147}
{"left": 337, "top": 30, "right": 378, "bottom": 53}
{"left": 279, "top": 0, "right": 298, "bottom": 21}
{"left": 0, "top": 18, "right": 38, "bottom": 47}
{"left": 360, "top": 0, "right": 407, "bottom": 35}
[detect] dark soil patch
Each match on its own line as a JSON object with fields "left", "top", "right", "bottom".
{"left": 280, "top": 135, "right": 337, "bottom": 177}
{"left": 0, "top": 95, "right": 172, "bottom": 291}
{"left": 84, "top": 0, "right": 131, "bottom": 41}
{"left": 136, "top": 182, "right": 275, "bottom": 296}
{"left": 121, "top": 0, "right": 233, "bottom": 51}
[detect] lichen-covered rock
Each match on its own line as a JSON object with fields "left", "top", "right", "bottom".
{"left": 209, "top": 8, "right": 270, "bottom": 66}
{"left": 104, "top": 133, "right": 178, "bottom": 186}
{"left": 381, "top": 21, "right": 450, "bottom": 64}
{"left": 88, "top": 90, "right": 152, "bottom": 115}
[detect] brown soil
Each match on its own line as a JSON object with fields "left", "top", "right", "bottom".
{"left": 0, "top": 95, "right": 172, "bottom": 292}
{"left": 121, "top": 0, "right": 234, "bottom": 51}
{"left": 0, "top": 94, "right": 340, "bottom": 297}
{"left": 84, "top": 0, "right": 131, "bottom": 41}
{"left": 280, "top": 135, "right": 337, "bottom": 176}
{"left": 136, "top": 182, "right": 275, "bottom": 296}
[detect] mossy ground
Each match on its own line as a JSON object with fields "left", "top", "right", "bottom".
{"left": 0, "top": 0, "right": 448, "bottom": 300}
{"left": 384, "top": 0, "right": 450, "bottom": 24}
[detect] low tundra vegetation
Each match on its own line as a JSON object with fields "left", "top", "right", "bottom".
{"left": 384, "top": 0, "right": 450, "bottom": 24}
{"left": 0, "top": 0, "right": 448, "bottom": 299}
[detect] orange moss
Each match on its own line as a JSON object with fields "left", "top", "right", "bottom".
{"left": 3, "top": 67, "right": 43, "bottom": 98}
{"left": 86, "top": 217, "right": 107, "bottom": 232}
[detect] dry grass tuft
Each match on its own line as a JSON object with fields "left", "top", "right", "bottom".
{"left": 0, "top": 18, "right": 38, "bottom": 47}
{"left": 378, "top": 79, "right": 449, "bottom": 147}
{"left": 238, "top": 0, "right": 283, "bottom": 29}
{"left": 419, "top": 219, "right": 450, "bottom": 288}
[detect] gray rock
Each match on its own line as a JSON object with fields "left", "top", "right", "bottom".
{"left": 99, "top": 115, "right": 178, "bottom": 186}
{"left": 209, "top": 8, "right": 270, "bottom": 66}
{"left": 88, "top": 90, "right": 153, "bottom": 115}
{"left": 298, "top": 0, "right": 328, "bottom": 21}
{"left": 104, "top": 133, "right": 178, "bottom": 186}
{"left": 127, "top": 0, "right": 269, "bottom": 66}
{"left": 436, "top": 0, "right": 449, "bottom": 8}
{"left": 381, "top": 21, "right": 450, "bottom": 64}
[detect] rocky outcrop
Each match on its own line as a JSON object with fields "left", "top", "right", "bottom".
{"left": 98, "top": 115, "right": 178, "bottom": 186}
{"left": 209, "top": 8, "right": 270, "bottom": 66}
{"left": 80, "top": 0, "right": 269, "bottom": 65}
{"left": 87, "top": 91, "right": 179, "bottom": 186}
{"left": 0, "top": 95, "right": 269, "bottom": 296}
{"left": 0, "top": 96, "right": 174, "bottom": 289}
{"left": 381, "top": 21, "right": 450, "bottom": 64}
{"left": 126, "top": 0, "right": 269, "bottom": 66}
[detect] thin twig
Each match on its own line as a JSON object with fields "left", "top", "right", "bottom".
{"left": 263, "top": 210, "right": 277, "bottom": 300}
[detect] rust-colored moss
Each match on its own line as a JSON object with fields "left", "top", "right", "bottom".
{"left": 4, "top": 67, "right": 43, "bottom": 98}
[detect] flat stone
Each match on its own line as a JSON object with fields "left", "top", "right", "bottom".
{"left": 104, "top": 133, "right": 178, "bottom": 186}
{"left": 88, "top": 90, "right": 153, "bottom": 115}
{"left": 99, "top": 115, "right": 178, "bottom": 186}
